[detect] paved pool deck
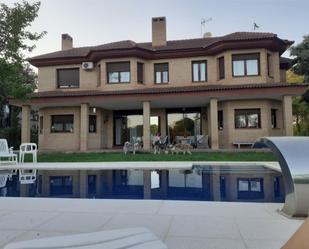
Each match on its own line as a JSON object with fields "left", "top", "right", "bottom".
{"left": 0, "top": 197, "right": 304, "bottom": 249}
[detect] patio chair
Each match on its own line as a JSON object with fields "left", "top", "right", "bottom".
{"left": 19, "top": 143, "right": 37, "bottom": 184}
{"left": 19, "top": 143, "right": 37, "bottom": 163}
{"left": 0, "top": 139, "right": 18, "bottom": 165}
{"left": 3, "top": 227, "right": 168, "bottom": 249}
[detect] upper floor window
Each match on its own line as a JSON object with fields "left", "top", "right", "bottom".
{"left": 107, "top": 62, "right": 130, "bottom": 83}
{"left": 137, "top": 62, "right": 144, "bottom": 84}
{"left": 57, "top": 68, "right": 79, "bottom": 88}
{"left": 51, "top": 115, "right": 74, "bottom": 133}
{"left": 154, "top": 63, "right": 168, "bottom": 84}
{"left": 218, "top": 56, "right": 225, "bottom": 80}
{"left": 192, "top": 60, "right": 207, "bottom": 82}
{"left": 235, "top": 109, "right": 261, "bottom": 129}
{"left": 232, "top": 53, "right": 260, "bottom": 77}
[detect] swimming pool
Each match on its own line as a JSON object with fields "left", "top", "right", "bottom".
{"left": 2, "top": 164, "right": 285, "bottom": 203}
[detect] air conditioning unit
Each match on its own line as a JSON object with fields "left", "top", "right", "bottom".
{"left": 82, "top": 62, "right": 94, "bottom": 70}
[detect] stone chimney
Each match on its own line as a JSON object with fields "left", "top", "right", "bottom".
{"left": 61, "top": 34, "right": 73, "bottom": 50}
{"left": 152, "top": 17, "right": 167, "bottom": 47}
{"left": 203, "top": 32, "right": 212, "bottom": 38}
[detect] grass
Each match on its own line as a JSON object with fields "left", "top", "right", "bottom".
{"left": 30, "top": 151, "right": 276, "bottom": 162}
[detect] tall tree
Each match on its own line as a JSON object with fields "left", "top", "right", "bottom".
{"left": 290, "top": 35, "right": 309, "bottom": 103}
{"left": 0, "top": 1, "right": 46, "bottom": 113}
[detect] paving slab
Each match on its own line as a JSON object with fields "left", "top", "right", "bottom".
{"left": 0, "top": 198, "right": 304, "bottom": 249}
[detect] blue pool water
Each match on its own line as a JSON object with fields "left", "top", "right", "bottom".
{"left": 2, "top": 165, "right": 285, "bottom": 202}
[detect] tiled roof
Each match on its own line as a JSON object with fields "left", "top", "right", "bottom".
{"left": 29, "top": 32, "right": 292, "bottom": 61}
{"left": 32, "top": 83, "right": 307, "bottom": 98}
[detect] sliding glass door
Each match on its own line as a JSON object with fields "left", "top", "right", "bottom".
{"left": 114, "top": 110, "right": 160, "bottom": 146}
{"left": 167, "top": 108, "right": 201, "bottom": 144}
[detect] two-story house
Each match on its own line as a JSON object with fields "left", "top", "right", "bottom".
{"left": 15, "top": 17, "right": 307, "bottom": 151}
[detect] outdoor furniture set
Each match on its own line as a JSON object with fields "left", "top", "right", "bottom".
{"left": 0, "top": 139, "right": 37, "bottom": 187}
{"left": 123, "top": 134, "right": 209, "bottom": 154}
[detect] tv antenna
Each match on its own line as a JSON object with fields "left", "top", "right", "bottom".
{"left": 201, "top": 17, "right": 212, "bottom": 37}
{"left": 253, "top": 22, "right": 260, "bottom": 31}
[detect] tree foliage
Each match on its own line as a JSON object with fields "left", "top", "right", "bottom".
{"left": 292, "top": 97, "right": 309, "bottom": 135}
{"left": 290, "top": 35, "right": 309, "bottom": 103}
{"left": 0, "top": 1, "right": 46, "bottom": 106}
{"left": 286, "top": 69, "right": 304, "bottom": 84}
{"left": 289, "top": 35, "right": 309, "bottom": 135}
{"left": 290, "top": 35, "right": 309, "bottom": 83}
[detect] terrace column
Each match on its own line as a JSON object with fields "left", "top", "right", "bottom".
{"left": 282, "top": 96, "right": 293, "bottom": 136}
{"left": 21, "top": 105, "right": 31, "bottom": 144}
{"left": 80, "top": 103, "right": 89, "bottom": 151}
{"left": 143, "top": 101, "right": 151, "bottom": 151}
{"left": 209, "top": 99, "right": 219, "bottom": 149}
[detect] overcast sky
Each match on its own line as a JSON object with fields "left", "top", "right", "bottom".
{"left": 3, "top": 0, "right": 309, "bottom": 58}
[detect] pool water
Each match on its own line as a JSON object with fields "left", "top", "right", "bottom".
{"left": 2, "top": 165, "right": 285, "bottom": 203}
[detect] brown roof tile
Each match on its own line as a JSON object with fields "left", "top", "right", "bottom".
{"left": 29, "top": 32, "right": 292, "bottom": 61}
{"left": 32, "top": 83, "right": 307, "bottom": 98}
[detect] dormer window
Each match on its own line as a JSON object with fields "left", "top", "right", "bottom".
{"left": 57, "top": 68, "right": 80, "bottom": 88}
{"left": 107, "top": 62, "right": 130, "bottom": 84}
{"left": 232, "top": 53, "right": 260, "bottom": 77}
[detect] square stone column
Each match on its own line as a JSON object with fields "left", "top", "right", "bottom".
{"left": 143, "top": 101, "right": 151, "bottom": 151}
{"left": 21, "top": 105, "right": 31, "bottom": 144}
{"left": 160, "top": 109, "right": 167, "bottom": 137}
{"left": 209, "top": 99, "right": 219, "bottom": 149}
{"left": 80, "top": 103, "right": 89, "bottom": 151}
{"left": 282, "top": 96, "right": 293, "bottom": 136}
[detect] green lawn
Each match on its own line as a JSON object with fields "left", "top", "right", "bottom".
{"left": 32, "top": 151, "right": 276, "bottom": 162}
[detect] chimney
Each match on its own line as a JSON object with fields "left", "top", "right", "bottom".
{"left": 203, "top": 32, "right": 212, "bottom": 38}
{"left": 61, "top": 34, "right": 73, "bottom": 50}
{"left": 152, "top": 17, "right": 167, "bottom": 47}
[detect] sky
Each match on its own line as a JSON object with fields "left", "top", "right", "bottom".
{"left": 2, "top": 0, "right": 309, "bottom": 58}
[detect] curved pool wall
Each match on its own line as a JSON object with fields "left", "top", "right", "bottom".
{"left": 257, "top": 137, "right": 309, "bottom": 217}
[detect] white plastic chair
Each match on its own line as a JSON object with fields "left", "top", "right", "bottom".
{"left": 19, "top": 143, "right": 37, "bottom": 184}
{"left": 19, "top": 143, "right": 37, "bottom": 163}
{"left": 0, "top": 139, "right": 18, "bottom": 165}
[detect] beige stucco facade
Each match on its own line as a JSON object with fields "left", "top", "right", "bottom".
{"left": 34, "top": 97, "right": 288, "bottom": 151}
{"left": 37, "top": 49, "right": 284, "bottom": 93}
{"left": 21, "top": 35, "right": 302, "bottom": 151}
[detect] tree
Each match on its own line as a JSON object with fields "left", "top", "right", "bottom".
{"left": 292, "top": 97, "right": 309, "bottom": 135}
{"left": 0, "top": 1, "right": 45, "bottom": 146}
{"left": 290, "top": 35, "right": 309, "bottom": 103}
{"left": 0, "top": 1, "right": 46, "bottom": 113}
{"left": 286, "top": 69, "right": 304, "bottom": 84}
